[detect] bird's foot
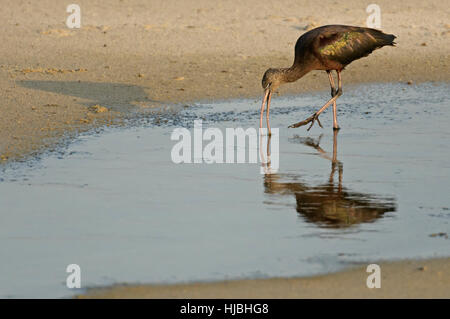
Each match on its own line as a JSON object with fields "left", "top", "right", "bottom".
{"left": 308, "top": 113, "right": 323, "bottom": 131}
{"left": 288, "top": 112, "right": 323, "bottom": 131}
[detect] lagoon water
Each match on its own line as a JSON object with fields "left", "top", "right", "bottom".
{"left": 1, "top": 82, "right": 449, "bottom": 298}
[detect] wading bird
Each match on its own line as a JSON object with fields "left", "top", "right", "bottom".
{"left": 260, "top": 25, "right": 396, "bottom": 133}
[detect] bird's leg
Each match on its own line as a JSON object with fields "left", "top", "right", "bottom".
{"left": 327, "top": 70, "right": 337, "bottom": 97}
{"left": 327, "top": 71, "right": 340, "bottom": 130}
{"left": 305, "top": 70, "right": 338, "bottom": 130}
{"left": 289, "top": 71, "right": 343, "bottom": 130}
{"left": 332, "top": 71, "right": 341, "bottom": 130}
{"left": 266, "top": 91, "right": 272, "bottom": 136}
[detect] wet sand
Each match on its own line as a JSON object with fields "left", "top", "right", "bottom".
{"left": 80, "top": 258, "right": 450, "bottom": 299}
{"left": 1, "top": 0, "right": 449, "bottom": 161}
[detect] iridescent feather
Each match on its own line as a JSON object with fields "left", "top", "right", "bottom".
{"left": 315, "top": 26, "right": 396, "bottom": 67}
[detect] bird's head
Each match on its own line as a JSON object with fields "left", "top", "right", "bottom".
{"left": 262, "top": 68, "right": 283, "bottom": 92}
{"left": 260, "top": 68, "right": 284, "bottom": 129}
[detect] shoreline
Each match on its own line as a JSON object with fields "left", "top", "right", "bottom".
{"left": 78, "top": 257, "right": 450, "bottom": 298}
{"left": 1, "top": 52, "right": 448, "bottom": 163}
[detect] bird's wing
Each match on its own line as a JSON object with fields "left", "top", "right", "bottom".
{"left": 314, "top": 28, "right": 396, "bottom": 66}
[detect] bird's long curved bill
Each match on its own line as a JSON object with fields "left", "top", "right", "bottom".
{"left": 260, "top": 89, "right": 270, "bottom": 130}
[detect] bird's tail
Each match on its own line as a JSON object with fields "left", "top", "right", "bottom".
{"left": 383, "top": 33, "right": 397, "bottom": 46}
{"left": 369, "top": 29, "right": 397, "bottom": 46}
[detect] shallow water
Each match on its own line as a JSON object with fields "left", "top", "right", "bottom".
{"left": 1, "top": 82, "right": 449, "bottom": 298}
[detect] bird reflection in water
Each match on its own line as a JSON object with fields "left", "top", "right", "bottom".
{"left": 261, "top": 131, "right": 396, "bottom": 228}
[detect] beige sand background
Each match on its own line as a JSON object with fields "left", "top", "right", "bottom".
{"left": 1, "top": 0, "right": 449, "bottom": 298}
{"left": 1, "top": 0, "right": 449, "bottom": 161}
{"left": 80, "top": 258, "right": 450, "bottom": 298}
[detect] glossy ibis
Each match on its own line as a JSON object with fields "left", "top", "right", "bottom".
{"left": 259, "top": 25, "right": 396, "bottom": 133}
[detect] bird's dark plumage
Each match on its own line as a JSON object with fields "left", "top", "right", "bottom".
{"left": 294, "top": 25, "right": 396, "bottom": 71}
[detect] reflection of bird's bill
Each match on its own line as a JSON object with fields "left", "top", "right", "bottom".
{"left": 259, "top": 133, "right": 276, "bottom": 175}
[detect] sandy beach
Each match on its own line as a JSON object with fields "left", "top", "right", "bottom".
{"left": 80, "top": 258, "right": 450, "bottom": 299}
{"left": 1, "top": 0, "right": 449, "bottom": 299}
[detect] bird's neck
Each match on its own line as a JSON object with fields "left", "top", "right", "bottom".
{"left": 279, "top": 64, "right": 310, "bottom": 83}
